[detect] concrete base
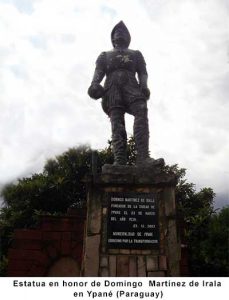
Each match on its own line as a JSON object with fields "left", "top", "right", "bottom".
{"left": 82, "top": 164, "right": 180, "bottom": 277}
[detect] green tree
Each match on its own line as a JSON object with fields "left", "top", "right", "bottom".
{"left": 1, "top": 146, "right": 91, "bottom": 228}
{"left": 189, "top": 206, "right": 229, "bottom": 276}
{"left": 163, "top": 164, "right": 228, "bottom": 276}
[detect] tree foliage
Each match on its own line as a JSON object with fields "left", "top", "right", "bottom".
{"left": 167, "top": 165, "right": 227, "bottom": 276}
{"left": 189, "top": 206, "right": 229, "bottom": 276}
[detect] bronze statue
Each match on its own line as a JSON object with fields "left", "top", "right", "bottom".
{"left": 88, "top": 21, "right": 163, "bottom": 167}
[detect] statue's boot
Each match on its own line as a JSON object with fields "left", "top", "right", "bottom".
{"left": 132, "top": 101, "right": 164, "bottom": 167}
{"left": 110, "top": 109, "right": 127, "bottom": 165}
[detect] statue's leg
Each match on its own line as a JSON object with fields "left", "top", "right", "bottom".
{"left": 129, "top": 100, "right": 150, "bottom": 164}
{"left": 109, "top": 108, "right": 127, "bottom": 165}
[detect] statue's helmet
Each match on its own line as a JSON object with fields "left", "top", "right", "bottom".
{"left": 111, "top": 21, "right": 131, "bottom": 48}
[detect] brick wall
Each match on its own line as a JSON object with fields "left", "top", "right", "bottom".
{"left": 7, "top": 210, "right": 86, "bottom": 277}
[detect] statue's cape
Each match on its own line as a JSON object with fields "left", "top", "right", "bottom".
{"left": 111, "top": 21, "right": 131, "bottom": 47}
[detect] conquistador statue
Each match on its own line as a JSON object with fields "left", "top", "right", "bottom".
{"left": 88, "top": 21, "right": 163, "bottom": 167}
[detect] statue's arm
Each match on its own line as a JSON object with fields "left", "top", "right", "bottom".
{"left": 91, "top": 68, "right": 105, "bottom": 85}
{"left": 88, "top": 52, "right": 106, "bottom": 100}
{"left": 136, "top": 50, "right": 150, "bottom": 100}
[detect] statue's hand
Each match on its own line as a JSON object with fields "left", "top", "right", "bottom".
{"left": 141, "top": 86, "right": 150, "bottom": 100}
{"left": 88, "top": 83, "right": 105, "bottom": 100}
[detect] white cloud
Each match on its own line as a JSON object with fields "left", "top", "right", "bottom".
{"left": 0, "top": 0, "right": 228, "bottom": 207}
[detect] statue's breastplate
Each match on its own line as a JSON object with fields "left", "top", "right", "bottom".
{"left": 105, "top": 50, "right": 137, "bottom": 74}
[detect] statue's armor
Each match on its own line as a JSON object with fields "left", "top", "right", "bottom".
{"left": 93, "top": 49, "right": 148, "bottom": 115}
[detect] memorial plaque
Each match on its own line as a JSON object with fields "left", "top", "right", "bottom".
{"left": 107, "top": 192, "right": 159, "bottom": 249}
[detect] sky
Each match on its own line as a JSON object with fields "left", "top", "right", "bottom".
{"left": 0, "top": 0, "right": 228, "bottom": 208}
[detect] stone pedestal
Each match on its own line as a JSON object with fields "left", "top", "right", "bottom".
{"left": 82, "top": 164, "right": 180, "bottom": 277}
